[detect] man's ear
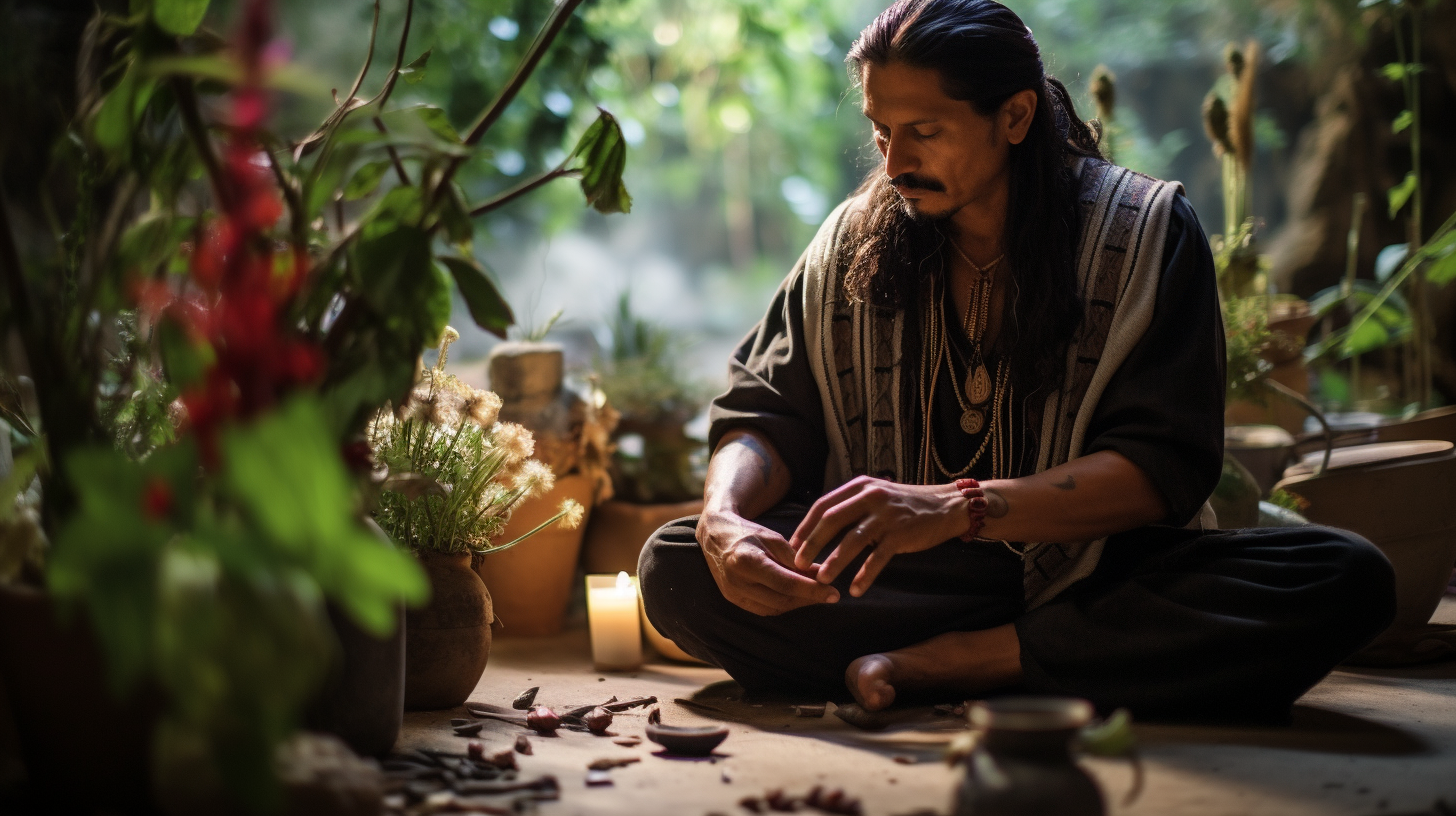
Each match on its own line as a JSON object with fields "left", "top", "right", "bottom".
{"left": 1001, "top": 88, "right": 1038, "bottom": 145}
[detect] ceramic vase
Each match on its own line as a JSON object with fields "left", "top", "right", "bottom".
{"left": 475, "top": 473, "right": 594, "bottom": 637}
{"left": 404, "top": 551, "right": 493, "bottom": 710}
{"left": 952, "top": 697, "right": 1104, "bottom": 816}
{"left": 305, "top": 601, "right": 405, "bottom": 757}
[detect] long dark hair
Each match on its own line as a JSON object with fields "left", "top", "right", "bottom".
{"left": 843, "top": 0, "right": 1102, "bottom": 394}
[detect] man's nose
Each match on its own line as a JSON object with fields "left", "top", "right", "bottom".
{"left": 883, "top": 134, "right": 917, "bottom": 180}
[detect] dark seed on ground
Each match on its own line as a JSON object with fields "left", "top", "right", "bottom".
{"left": 487, "top": 749, "right": 517, "bottom": 770}
{"left": 512, "top": 687, "right": 540, "bottom": 710}
{"left": 453, "top": 722, "right": 484, "bottom": 736}
{"left": 450, "top": 718, "right": 469, "bottom": 726}
{"left": 584, "top": 706, "right": 615, "bottom": 734}
{"left": 515, "top": 734, "right": 533, "bottom": 754}
{"left": 612, "top": 736, "right": 641, "bottom": 747}
{"left": 893, "top": 755, "right": 916, "bottom": 765}
{"left": 739, "top": 796, "right": 764, "bottom": 813}
{"left": 587, "top": 757, "right": 640, "bottom": 770}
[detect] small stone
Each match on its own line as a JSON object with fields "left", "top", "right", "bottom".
{"left": 585, "top": 769, "right": 613, "bottom": 786}
{"left": 512, "top": 686, "right": 540, "bottom": 710}
{"left": 584, "top": 706, "right": 614, "bottom": 735}
{"left": 526, "top": 705, "right": 562, "bottom": 734}
{"left": 452, "top": 722, "right": 484, "bottom": 736}
{"left": 514, "top": 734, "right": 533, "bottom": 755}
{"left": 466, "top": 741, "right": 485, "bottom": 761}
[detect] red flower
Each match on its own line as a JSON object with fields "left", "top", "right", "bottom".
{"left": 142, "top": 478, "right": 174, "bottom": 521}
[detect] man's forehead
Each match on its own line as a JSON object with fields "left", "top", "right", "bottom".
{"left": 860, "top": 62, "right": 962, "bottom": 121}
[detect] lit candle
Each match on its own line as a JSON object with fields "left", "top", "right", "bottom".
{"left": 586, "top": 571, "right": 643, "bottom": 670}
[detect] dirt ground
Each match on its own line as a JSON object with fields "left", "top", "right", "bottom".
{"left": 396, "top": 597, "right": 1456, "bottom": 816}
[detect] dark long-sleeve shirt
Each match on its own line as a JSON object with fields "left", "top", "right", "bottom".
{"left": 708, "top": 194, "right": 1224, "bottom": 527}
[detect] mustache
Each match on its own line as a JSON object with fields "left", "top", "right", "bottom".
{"left": 889, "top": 173, "right": 945, "bottom": 193}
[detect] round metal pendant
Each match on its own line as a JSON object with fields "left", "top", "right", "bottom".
{"left": 960, "top": 408, "right": 985, "bottom": 435}
{"left": 966, "top": 364, "right": 992, "bottom": 405}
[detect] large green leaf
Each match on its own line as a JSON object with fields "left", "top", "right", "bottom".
{"left": 220, "top": 398, "right": 427, "bottom": 635}
{"left": 570, "top": 108, "right": 633, "bottom": 214}
{"left": 93, "top": 66, "right": 158, "bottom": 156}
{"left": 353, "top": 222, "right": 451, "bottom": 347}
{"left": 153, "top": 0, "right": 210, "bottom": 36}
{"left": 439, "top": 255, "right": 513, "bottom": 338}
{"left": 1388, "top": 172, "right": 1416, "bottom": 218}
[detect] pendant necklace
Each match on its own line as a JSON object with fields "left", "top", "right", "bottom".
{"left": 948, "top": 240, "right": 1003, "bottom": 436}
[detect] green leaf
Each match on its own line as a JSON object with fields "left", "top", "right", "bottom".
{"left": 358, "top": 185, "right": 424, "bottom": 240}
{"left": 1342, "top": 316, "right": 1391, "bottom": 357}
{"left": 343, "top": 160, "right": 391, "bottom": 201}
{"left": 1080, "top": 709, "right": 1136, "bottom": 757}
{"left": 93, "top": 67, "right": 158, "bottom": 156}
{"left": 437, "top": 183, "right": 475, "bottom": 246}
{"left": 1428, "top": 229, "right": 1456, "bottom": 285}
{"left": 1388, "top": 171, "right": 1417, "bottom": 218}
{"left": 220, "top": 398, "right": 427, "bottom": 635}
{"left": 157, "top": 316, "right": 215, "bottom": 389}
{"left": 1381, "top": 62, "right": 1423, "bottom": 82}
{"left": 1392, "top": 110, "right": 1413, "bottom": 134}
{"left": 378, "top": 104, "right": 461, "bottom": 144}
{"left": 439, "top": 255, "right": 514, "bottom": 338}
{"left": 400, "top": 49, "right": 431, "bottom": 85}
{"left": 353, "top": 223, "right": 451, "bottom": 347}
{"left": 153, "top": 0, "right": 210, "bottom": 36}
{"left": 570, "top": 108, "right": 632, "bottom": 214}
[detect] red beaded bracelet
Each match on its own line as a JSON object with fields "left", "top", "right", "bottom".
{"left": 954, "top": 478, "right": 989, "bottom": 542}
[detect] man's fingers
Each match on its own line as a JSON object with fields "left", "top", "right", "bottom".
{"left": 727, "top": 547, "right": 838, "bottom": 606}
{"left": 789, "top": 480, "right": 865, "bottom": 553}
{"left": 816, "top": 517, "right": 881, "bottom": 585}
{"left": 850, "top": 547, "right": 895, "bottom": 598}
{"left": 793, "top": 492, "right": 875, "bottom": 570}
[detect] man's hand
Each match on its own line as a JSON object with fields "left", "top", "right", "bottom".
{"left": 697, "top": 508, "right": 841, "bottom": 616}
{"left": 789, "top": 476, "right": 968, "bottom": 598}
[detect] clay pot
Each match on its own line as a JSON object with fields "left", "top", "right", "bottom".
{"left": 1225, "top": 425, "right": 1296, "bottom": 497}
{"left": 475, "top": 474, "right": 594, "bottom": 637}
{"left": 404, "top": 552, "right": 493, "bottom": 711}
{"left": 952, "top": 697, "right": 1104, "bottom": 816}
{"left": 0, "top": 584, "right": 160, "bottom": 814}
{"left": 582, "top": 499, "right": 703, "bottom": 575}
{"left": 1275, "top": 440, "right": 1456, "bottom": 661}
{"left": 305, "top": 602, "right": 405, "bottom": 757}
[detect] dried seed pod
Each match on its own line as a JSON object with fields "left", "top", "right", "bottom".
{"left": 764, "top": 788, "right": 795, "bottom": 812}
{"left": 512, "top": 686, "right": 540, "bottom": 710}
{"left": 466, "top": 741, "right": 485, "bottom": 761}
{"left": 526, "top": 705, "right": 561, "bottom": 734}
{"left": 487, "top": 749, "right": 517, "bottom": 770}
{"left": 514, "top": 734, "right": 533, "bottom": 755}
{"left": 584, "top": 706, "right": 614, "bottom": 734}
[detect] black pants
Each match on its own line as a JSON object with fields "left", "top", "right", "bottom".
{"left": 638, "top": 504, "right": 1397, "bottom": 722}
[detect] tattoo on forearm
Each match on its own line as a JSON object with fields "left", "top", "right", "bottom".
{"left": 736, "top": 435, "right": 776, "bottom": 484}
{"left": 1053, "top": 475, "right": 1076, "bottom": 491}
{"left": 984, "top": 489, "right": 1009, "bottom": 518}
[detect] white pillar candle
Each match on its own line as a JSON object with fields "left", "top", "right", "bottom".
{"left": 586, "top": 571, "right": 643, "bottom": 671}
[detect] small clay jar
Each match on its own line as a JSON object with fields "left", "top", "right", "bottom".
{"left": 404, "top": 551, "right": 493, "bottom": 710}
{"left": 952, "top": 697, "right": 1104, "bottom": 816}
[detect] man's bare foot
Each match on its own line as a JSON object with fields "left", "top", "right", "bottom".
{"left": 843, "top": 624, "right": 1024, "bottom": 712}
{"left": 846, "top": 654, "right": 898, "bottom": 710}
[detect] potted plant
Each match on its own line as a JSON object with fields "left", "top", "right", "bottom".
{"left": 584, "top": 293, "right": 708, "bottom": 576}
{"left": 0, "top": 0, "right": 629, "bottom": 806}
{"left": 474, "top": 316, "right": 616, "bottom": 638}
{"left": 367, "top": 330, "right": 582, "bottom": 709}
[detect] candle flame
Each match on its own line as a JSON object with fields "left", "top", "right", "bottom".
{"left": 616, "top": 571, "right": 632, "bottom": 592}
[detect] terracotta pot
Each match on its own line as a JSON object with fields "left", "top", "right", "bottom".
{"left": 305, "top": 602, "right": 405, "bottom": 757}
{"left": 582, "top": 499, "right": 703, "bottom": 575}
{"left": 1293, "top": 406, "right": 1456, "bottom": 459}
{"left": 1225, "top": 425, "right": 1296, "bottom": 498}
{"left": 475, "top": 474, "right": 594, "bottom": 637}
{"left": 1274, "top": 440, "right": 1456, "bottom": 660}
{"left": 952, "top": 697, "right": 1104, "bottom": 816}
{"left": 404, "top": 552, "right": 493, "bottom": 711}
{"left": 0, "top": 583, "right": 160, "bottom": 814}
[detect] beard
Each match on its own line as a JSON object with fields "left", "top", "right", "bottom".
{"left": 890, "top": 173, "right": 957, "bottom": 224}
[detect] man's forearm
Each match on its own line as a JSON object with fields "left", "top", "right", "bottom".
{"left": 704, "top": 429, "right": 793, "bottom": 520}
{"left": 977, "top": 450, "right": 1168, "bottom": 543}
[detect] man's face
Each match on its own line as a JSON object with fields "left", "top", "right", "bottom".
{"left": 861, "top": 61, "right": 1028, "bottom": 222}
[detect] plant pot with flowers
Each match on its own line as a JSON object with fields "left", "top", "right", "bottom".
{"left": 368, "top": 332, "right": 583, "bottom": 710}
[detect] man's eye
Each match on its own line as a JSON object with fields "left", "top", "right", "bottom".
{"left": 915, "top": 130, "right": 939, "bottom": 140}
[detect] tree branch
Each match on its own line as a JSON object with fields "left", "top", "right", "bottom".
{"left": 373, "top": 116, "right": 412, "bottom": 186}
{"left": 435, "top": 0, "right": 590, "bottom": 199}
{"left": 468, "top": 166, "right": 578, "bottom": 218}
{"left": 374, "top": 0, "right": 416, "bottom": 112}
{"left": 344, "top": 0, "right": 383, "bottom": 106}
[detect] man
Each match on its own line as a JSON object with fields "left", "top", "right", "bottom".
{"left": 639, "top": 0, "right": 1396, "bottom": 722}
